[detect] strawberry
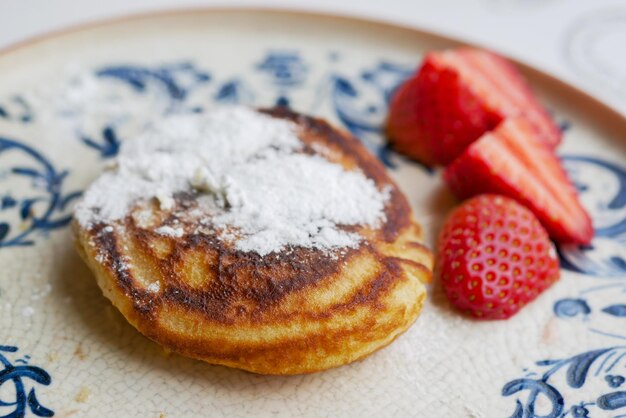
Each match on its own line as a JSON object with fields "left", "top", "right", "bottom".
{"left": 444, "top": 117, "right": 593, "bottom": 244}
{"left": 437, "top": 194, "right": 560, "bottom": 319}
{"left": 386, "top": 59, "right": 498, "bottom": 165}
{"left": 386, "top": 47, "right": 561, "bottom": 166}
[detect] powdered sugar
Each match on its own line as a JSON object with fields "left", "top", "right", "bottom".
{"left": 75, "top": 106, "right": 389, "bottom": 256}
{"left": 155, "top": 225, "right": 184, "bottom": 238}
{"left": 23, "top": 66, "right": 168, "bottom": 142}
{"left": 147, "top": 282, "right": 161, "bottom": 293}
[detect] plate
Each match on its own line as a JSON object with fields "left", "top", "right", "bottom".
{"left": 1, "top": 9, "right": 625, "bottom": 418}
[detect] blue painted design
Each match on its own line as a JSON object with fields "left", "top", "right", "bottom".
{"left": 74, "top": 55, "right": 420, "bottom": 169}
{"left": 328, "top": 62, "right": 423, "bottom": 169}
{"left": 96, "top": 61, "right": 210, "bottom": 107}
{"left": 254, "top": 52, "right": 309, "bottom": 107}
{"left": 570, "top": 404, "right": 589, "bottom": 418}
{"left": 1, "top": 195, "right": 18, "bottom": 210}
{"left": 80, "top": 126, "right": 121, "bottom": 158}
{"left": 554, "top": 282, "right": 626, "bottom": 341}
{"left": 598, "top": 392, "right": 626, "bottom": 410}
{"left": 0, "top": 96, "right": 34, "bottom": 123}
{"left": 503, "top": 347, "right": 626, "bottom": 417}
{"left": 256, "top": 52, "right": 309, "bottom": 87}
{"left": 606, "top": 375, "right": 625, "bottom": 388}
{"left": 502, "top": 379, "right": 563, "bottom": 417}
{"left": 0, "top": 345, "right": 53, "bottom": 417}
{"left": 3, "top": 50, "right": 626, "bottom": 412}
{"left": 590, "top": 329, "right": 626, "bottom": 342}
{"left": 603, "top": 305, "right": 626, "bottom": 317}
{"left": 14, "top": 97, "right": 33, "bottom": 123}
{"left": 85, "top": 62, "right": 257, "bottom": 158}
{"left": 0, "top": 53, "right": 429, "bottom": 250}
{"left": 276, "top": 96, "right": 289, "bottom": 107}
{"left": 0, "top": 137, "right": 80, "bottom": 247}
{"left": 559, "top": 156, "right": 626, "bottom": 276}
{"left": 554, "top": 299, "right": 591, "bottom": 318}
{"left": 58, "top": 61, "right": 213, "bottom": 159}
{"left": 213, "top": 79, "right": 254, "bottom": 104}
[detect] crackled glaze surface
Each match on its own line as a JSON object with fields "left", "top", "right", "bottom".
{"left": 0, "top": 10, "right": 625, "bottom": 417}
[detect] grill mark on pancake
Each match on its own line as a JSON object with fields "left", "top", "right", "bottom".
{"left": 268, "top": 246, "right": 432, "bottom": 323}
{"left": 314, "top": 255, "right": 404, "bottom": 319}
{"left": 91, "top": 224, "right": 157, "bottom": 318}
{"left": 93, "top": 164, "right": 422, "bottom": 324}
{"left": 140, "top": 289, "right": 425, "bottom": 374}
{"left": 381, "top": 188, "right": 411, "bottom": 241}
{"left": 99, "top": 216, "right": 428, "bottom": 326}
{"left": 390, "top": 256, "right": 433, "bottom": 275}
{"left": 159, "top": 233, "right": 351, "bottom": 323}
{"left": 131, "top": 206, "right": 428, "bottom": 322}
{"left": 77, "top": 107, "right": 432, "bottom": 374}
{"left": 407, "top": 241, "right": 430, "bottom": 252}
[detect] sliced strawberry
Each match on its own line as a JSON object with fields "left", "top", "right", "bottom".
{"left": 386, "top": 48, "right": 561, "bottom": 166}
{"left": 386, "top": 58, "right": 499, "bottom": 165}
{"left": 444, "top": 118, "right": 592, "bottom": 244}
{"left": 441, "top": 48, "right": 561, "bottom": 149}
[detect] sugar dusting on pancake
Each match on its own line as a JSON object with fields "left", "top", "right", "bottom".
{"left": 73, "top": 107, "right": 432, "bottom": 375}
{"left": 75, "top": 106, "right": 390, "bottom": 256}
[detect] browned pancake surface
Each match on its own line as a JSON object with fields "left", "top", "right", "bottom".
{"left": 74, "top": 108, "right": 432, "bottom": 374}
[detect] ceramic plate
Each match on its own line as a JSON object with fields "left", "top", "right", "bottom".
{"left": 1, "top": 10, "right": 625, "bottom": 418}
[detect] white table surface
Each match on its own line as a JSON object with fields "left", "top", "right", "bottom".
{"left": 2, "top": 0, "right": 626, "bottom": 117}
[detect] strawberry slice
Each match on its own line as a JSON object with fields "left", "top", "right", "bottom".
{"left": 444, "top": 118, "right": 592, "bottom": 244}
{"left": 386, "top": 59, "right": 499, "bottom": 165}
{"left": 386, "top": 48, "right": 561, "bottom": 166}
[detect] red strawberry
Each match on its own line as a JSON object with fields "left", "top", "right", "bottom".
{"left": 437, "top": 194, "right": 560, "bottom": 319}
{"left": 444, "top": 117, "right": 593, "bottom": 244}
{"left": 386, "top": 59, "right": 497, "bottom": 165}
{"left": 386, "top": 47, "right": 561, "bottom": 166}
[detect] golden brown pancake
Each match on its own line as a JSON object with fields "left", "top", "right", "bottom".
{"left": 73, "top": 107, "right": 432, "bottom": 375}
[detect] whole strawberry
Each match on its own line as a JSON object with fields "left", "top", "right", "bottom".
{"left": 437, "top": 194, "right": 560, "bottom": 319}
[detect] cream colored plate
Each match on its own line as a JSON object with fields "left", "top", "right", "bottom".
{"left": 1, "top": 10, "right": 625, "bottom": 418}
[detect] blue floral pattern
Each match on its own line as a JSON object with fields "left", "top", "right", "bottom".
{"left": 547, "top": 156, "right": 626, "bottom": 410}
{"left": 0, "top": 53, "right": 418, "bottom": 248}
{"left": 606, "top": 375, "right": 625, "bottom": 388}
{"left": 256, "top": 51, "right": 309, "bottom": 87}
{"left": 255, "top": 51, "right": 308, "bottom": 106}
{"left": 79, "top": 126, "right": 121, "bottom": 159}
{"left": 0, "top": 345, "right": 53, "bottom": 417}
{"left": 554, "top": 282, "right": 626, "bottom": 341}
{"left": 2, "top": 50, "right": 626, "bottom": 415}
{"left": 503, "top": 347, "right": 626, "bottom": 417}
{"left": 96, "top": 61, "right": 211, "bottom": 110}
{"left": 558, "top": 156, "right": 626, "bottom": 277}
{"left": 0, "top": 95, "right": 33, "bottom": 124}
{"left": 0, "top": 137, "right": 80, "bottom": 247}
{"left": 328, "top": 62, "right": 414, "bottom": 167}
{"left": 47, "top": 53, "right": 417, "bottom": 171}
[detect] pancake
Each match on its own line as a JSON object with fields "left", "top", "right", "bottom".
{"left": 73, "top": 107, "right": 432, "bottom": 375}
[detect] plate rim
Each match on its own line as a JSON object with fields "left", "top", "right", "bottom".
{"left": 0, "top": 6, "right": 624, "bottom": 131}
